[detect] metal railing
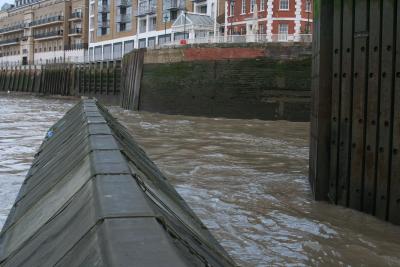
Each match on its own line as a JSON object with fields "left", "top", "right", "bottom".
{"left": 156, "top": 34, "right": 312, "bottom": 48}
{"left": 69, "top": 43, "right": 88, "bottom": 50}
{"left": 33, "top": 30, "right": 63, "bottom": 39}
{"left": 98, "top": 5, "right": 110, "bottom": 13}
{"left": 165, "top": 0, "right": 185, "bottom": 10}
{"left": 70, "top": 28, "right": 83, "bottom": 34}
{"left": 70, "top": 12, "right": 83, "bottom": 19}
{"left": 0, "top": 38, "right": 20, "bottom": 46}
{"left": 0, "top": 24, "right": 25, "bottom": 34}
{"left": 97, "top": 20, "right": 111, "bottom": 28}
{"left": 134, "top": 4, "right": 156, "bottom": 16}
{"left": 116, "top": 14, "right": 131, "bottom": 23}
{"left": 29, "top": 15, "right": 64, "bottom": 27}
{"left": 116, "top": 0, "right": 131, "bottom": 7}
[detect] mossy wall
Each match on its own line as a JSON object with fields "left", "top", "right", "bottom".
{"left": 139, "top": 56, "right": 312, "bottom": 121}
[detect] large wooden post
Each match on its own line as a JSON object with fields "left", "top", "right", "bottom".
{"left": 311, "top": 0, "right": 400, "bottom": 225}
{"left": 309, "top": 0, "right": 333, "bottom": 201}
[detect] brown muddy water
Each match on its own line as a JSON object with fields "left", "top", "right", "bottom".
{"left": 0, "top": 95, "right": 400, "bottom": 266}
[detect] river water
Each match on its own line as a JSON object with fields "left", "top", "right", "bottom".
{"left": 1, "top": 95, "right": 400, "bottom": 266}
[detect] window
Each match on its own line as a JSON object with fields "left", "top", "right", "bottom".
{"left": 259, "top": 23, "right": 264, "bottom": 33}
{"left": 148, "top": 37, "right": 156, "bottom": 48}
{"left": 119, "top": 23, "right": 126, "bottom": 31}
{"left": 305, "top": 22, "right": 311, "bottom": 33}
{"left": 113, "top": 42, "right": 122, "bottom": 59}
{"left": 170, "top": 10, "right": 177, "bottom": 20}
{"left": 196, "top": 4, "right": 207, "bottom": 13}
{"left": 260, "top": 0, "right": 265, "bottom": 10}
{"left": 305, "top": 0, "right": 311, "bottom": 12}
{"left": 94, "top": 46, "right": 102, "bottom": 61}
{"left": 278, "top": 23, "right": 288, "bottom": 41}
{"left": 124, "top": 40, "right": 134, "bottom": 54}
{"left": 279, "top": 0, "right": 289, "bottom": 10}
{"left": 229, "top": 1, "right": 234, "bottom": 16}
{"left": 89, "top": 47, "right": 94, "bottom": 61}
{"left": 103, "top": 44, "right": 112, "bottom": 60}
{"left": 241, "top": 0, "right": 246, "bottom": 14}
{"left": 250, "top": 0, "right": 255, "bottom": 12}
{"left": 158, "top": 34, "right": 171, "bottom": 45}
{"left": 139, "top": 38, "right": 146, "bottom": 48}
{"left": 139, "top": 19, "right": 146, "bottom": 33}
{"left": 149, "top": 17, "right": 156, "bottom": 31}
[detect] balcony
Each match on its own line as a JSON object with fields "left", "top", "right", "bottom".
{"left": 116, "top": 14, "right": 131, "bottom": 23}
{"left": 0, "top": 38, "right": 20, "bottom": 47}
{"left": 69, "top": 12, "right": 83, "bottom": 21}
{"left": 116, "top": 0, "right": 131, "bottom": 7}
{"left": 97, "top": 20, "right": 111, "bottom": 28}
{"left": 69, "top": 28, "right": 83, "bottom": 36}
{"left": 67, "top": 43, "right": 88, "bottom": 50}
{"left": 33, "top": 30, "right": 63, "bottom": 40}
{"left": 0, "top": 24, "right": 25, "bottom": 34}
{"left": 165, "top": 0, "right": 185, "bottom": 10}
{"left": 29, "top": 15, "right": 64, "bottom": 28}
{"left": 134, "top": 4, "right": 156, "bottom": 16}
{"left": 98, "top": 5, "right": 110, "bottom": 13}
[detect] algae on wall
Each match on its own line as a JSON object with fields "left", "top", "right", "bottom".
{"left": 139, "top": 57, "right": 312, "bottom": 121}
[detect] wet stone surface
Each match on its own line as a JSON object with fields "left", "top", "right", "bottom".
{"left": 0, "top": 95, "right": 400, "bottom": 266}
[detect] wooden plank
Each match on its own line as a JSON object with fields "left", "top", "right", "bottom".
{"left": 15, "top": 67, "right": 20, "bottom": 92}
{"left": 127, "top": 53, "right": 137, "bottom": 110}
{"left": 348, "top": 0, "right": 368, "bottom": 210}
{"left": 7, "top": 68, "right": 12, "bottom": 92}
{"left": 82, "top": 64, "right": 86, "bottom": 95}
{"left": 100, "top": 62, "right": 104, "bottom": 95}
{"left": 113, "top": 61, "right": 118, "bottom": 95}
{"left": 94, "top": 63, "right": 98, "bottom": 95}
{"left": 117, "top": 61, "right": 122, "bottom": 94}
{"left": 10, "top": 67, "right": 15, "bottom": 91}
{"left": 388, "top": 2, "right": 400, "bottom": 224}
{"left": 133, "top": 50, "right": 144, "bottom": 111}
{"left": 337, "top": 0, "right": 354, "bottom": 207}
{"left": 5, "top": 68, "right": 10, "bottom": 91}
{"left": 30, "top": 66, "right": 35, "bottom": 92}
{"left": 363, "top": 3, "right": 383, "bottom": 213}
{"left": 88, "top": 63, "right": 91, "bottom": 95}
{"left": 328, "top": 0, "right": 344, "bottom": 203}
{"left": 22, "top": 66, "right": 28, "bottom": 91}
{"left": 0, "top": 68, "right": 4, "bottom": 91}
{"left": 120, "top": 59, "right": 126, "bottom": 108}
{"left": 106, "top": 62, "right": 110, "bottom": 95}
{"left": 375, "top": 0, "right": 396, "bottom": 220}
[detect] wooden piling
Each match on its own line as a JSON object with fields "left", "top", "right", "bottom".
{"left": 311, "top": 0, "right": 400, "bottom": 225}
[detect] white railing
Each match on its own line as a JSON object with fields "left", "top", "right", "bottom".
{"left": 30, "top": 49, "right": 87, "bottom": 65}
{"left": 156, "top": 34, "right": 312, "bottom": 48}
{"left": 0, "top": 55, "right": 21, "bottom": 66}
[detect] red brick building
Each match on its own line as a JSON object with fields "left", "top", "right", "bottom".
{"left": 224, "top": 0, "right": 312, "bottom": 41}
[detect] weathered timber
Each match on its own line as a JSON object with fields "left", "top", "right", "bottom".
{"left": 0, "top": 99, "right": 235, "bottom": 267}
{"left": 310, "top": 0, "right": 400, "bottom": 225}
{"left": 120, "top": 50, "right": 144, "bottom": 111}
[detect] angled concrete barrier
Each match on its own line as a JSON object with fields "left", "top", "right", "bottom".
{"left": 0, "top": 99, "right": 235, "bottom": 267}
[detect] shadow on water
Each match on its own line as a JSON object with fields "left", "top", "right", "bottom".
{"left": 0, "top": 96, "right": 399, "bottom": 266}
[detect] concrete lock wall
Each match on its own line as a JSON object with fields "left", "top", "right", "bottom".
{"left": 136, "top": 43, "right": 312, "bottom": 121}
{"left": 0, "top": 44, "right": 312, "bottom": 121}
{"left": 0, "top": 99, "right": 236, "bottom": 267}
